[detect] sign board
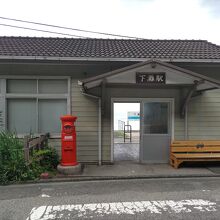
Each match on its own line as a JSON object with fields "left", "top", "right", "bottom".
{"left": 136, "top": 72, "right": 166, "bottom": 84}
{"left": 128, "top": 111, "right": 140, "bottom": 121}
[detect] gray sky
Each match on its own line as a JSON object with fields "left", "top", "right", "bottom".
{"left": 114, "top": 103, "right": 140, "bottom": 130}
{"left": 0, "top": 0, "right": 220, "bottom": 45}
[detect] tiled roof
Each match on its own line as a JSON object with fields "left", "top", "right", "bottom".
{"left": 0, "top": 36, "right": 220, "bottom": 60}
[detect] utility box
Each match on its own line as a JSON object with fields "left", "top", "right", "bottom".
{"left": 60, "top": 115, "right": 78, "bottom": 166}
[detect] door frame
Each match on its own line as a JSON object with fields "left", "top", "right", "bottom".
{"left": 111, "top": 98, "right": 141, "bottom": 163}
{"left": 140, "top": 98, "right": 174, "bottom": 163}
{"left": 111, "top": 98, "right": 174, "bottom": 163}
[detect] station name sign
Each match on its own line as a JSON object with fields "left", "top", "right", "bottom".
{"left": 136, "top": 72, "right": 166, "bottom": 84}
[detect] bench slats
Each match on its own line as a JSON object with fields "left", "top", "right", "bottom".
{"left": 172, "top": 141, "right": 220, "bottom": 146}
{"left": 172, "top": 144, "right": 220, "bottom": 147}
{"left": 170, "top": 140, "right": 220, "bottom": 168}
{"left": 173, "top": 153, "right": 220, "bottom": 159}
{"left": 171, "top": 146, "right": 220, "bottom": 153}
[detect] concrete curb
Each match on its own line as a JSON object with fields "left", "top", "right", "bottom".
{"left": 2, "top": 168, "right": 220, "bottom": 186}
{"left": 16, "top": 173, "right": 220, "bottom": 185}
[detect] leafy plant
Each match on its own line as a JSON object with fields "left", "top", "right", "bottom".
{"left": 0, "top": 131, "right": 36, "bottom": 184}
{"left": 0, "top": 131, "right": 59, "bottom": 185}
{"left": 0, "top": 132, "right": 23, "bottom": 163}
{"left": 32, "top": 147, "right": 59, "bottom": 172}
{"left": 114, "top": 130, "right": 129, "bottom": 138}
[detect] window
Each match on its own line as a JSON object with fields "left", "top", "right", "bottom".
{"left": 7, "top": 99, "right": 37, "bottom": 133}
{"left": 7, "top": 79, "right": 37, "bottom": 93}
{"left": 38, "top": 79, "right": 67, "bottom": 94}
{"left": 6, "top": 78, "right": 69, "bottom": 135}
{"left": 143, "top": 102, "right": 169, "bottom": 134}
{"left": 39, "top": 99, "right": 67, "bottom": 133}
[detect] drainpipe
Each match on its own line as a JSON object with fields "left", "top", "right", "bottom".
{"left": 81, "top": 92, "right": 102, "bottom": 166}
{"left": 184, "top": 105, "right": 188, "bottom": 140}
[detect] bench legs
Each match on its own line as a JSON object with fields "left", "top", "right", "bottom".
{"left": 170, "top": 157, "right": 182, "bottom": 169}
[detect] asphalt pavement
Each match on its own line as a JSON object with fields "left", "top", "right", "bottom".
{"left": 0, "top": 177, "right": 220, "bottom": 219}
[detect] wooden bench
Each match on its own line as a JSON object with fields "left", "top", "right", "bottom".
{"left": 170, "top": 140, "right": 220, "bottom": 168}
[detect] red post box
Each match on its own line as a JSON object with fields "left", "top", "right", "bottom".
{"left": 60, "top": 115, "right": 78, "bottom": 166}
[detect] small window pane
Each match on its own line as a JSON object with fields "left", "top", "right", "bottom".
{"left": 39, "top": 99, "right": 67, "bottom": 133}
{"left": 7, "top": 99, "right": 37, "bottom": 133}
{"left": 143, "top": 102, "right": 168, "bottom": 134}
{"left": 7, "top": 80, "right": 37, "bottom": 93}
{"left": 38, "top": 79, "right": 67, "bottom": 94}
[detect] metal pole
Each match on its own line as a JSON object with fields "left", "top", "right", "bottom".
{"left": 124, "top": 125, "right": 125, "bottom": 143}
{"left": 184, "top": 105, "right": 188, "bottom": 140}
{"left": 98, "top": 99, "right": 102, "bottom": 166}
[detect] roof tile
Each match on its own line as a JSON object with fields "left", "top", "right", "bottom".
{"left": 0, "top": 37, "right": 220, "bottom": 60}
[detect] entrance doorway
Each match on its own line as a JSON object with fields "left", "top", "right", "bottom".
{"left": 113, "top": 102, "right": 140, "bottom": 162}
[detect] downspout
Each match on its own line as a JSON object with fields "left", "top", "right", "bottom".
{"left": 184, "top": 105, "right": 188, "bottom": 140}
{"left": 81, "top": 92, "right": 102, "bottom": 166}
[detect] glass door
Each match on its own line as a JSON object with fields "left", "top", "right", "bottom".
{"left": 140, "top": 101, "right": 172, "bottom": 163}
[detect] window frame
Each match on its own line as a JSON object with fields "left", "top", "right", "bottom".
{"left": 0, "top": 76, "right": 71, "bottom": 138}
{"left": 0, "top": 79, "right": 6, "bottom": 131}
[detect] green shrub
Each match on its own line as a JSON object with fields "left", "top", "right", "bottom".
{"left": 0, "top": 132, "right": 37, "bottom": 184}
{"left": 32, "top": 147, "right": 59, "bottom": 172}
{"left": 114, "top": 130, "right": 124, "bottom": 138}
{"left": 0, "top": 131, "right": 59, "bottom": 185}
{"left": 0, "top": 132, "right": 23, "bottom": 163}
{"left": 114, "top": 130, "right": 129, "bottom": 138}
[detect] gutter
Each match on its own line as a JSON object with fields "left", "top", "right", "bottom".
{"left": 1, "top": 55, "right": 220, "bottom": 63}
{"left": 78, "top": 81, "right": 102, "bottom": 166}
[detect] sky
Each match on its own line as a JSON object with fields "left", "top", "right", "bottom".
{"left": 114, "top": 103, "right": 140, "bottom": 130}
{"left": 0, "top": 0, "right": 220, "bottom": 45}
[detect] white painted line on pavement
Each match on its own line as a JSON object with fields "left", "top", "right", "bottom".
{"left": 40, "top": 194, "right": 50, "bottom": 198}
{"left": 26, "top": 199, "right": 217, "bottom": 220}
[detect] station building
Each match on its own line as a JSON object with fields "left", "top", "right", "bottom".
{"left": 0, "top": 37, "right": 220, "bottom": 164}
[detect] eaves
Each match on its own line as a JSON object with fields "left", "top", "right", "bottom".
{"left": 0, "top": 55, "right": 220, "bottom": 63}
